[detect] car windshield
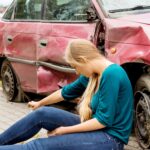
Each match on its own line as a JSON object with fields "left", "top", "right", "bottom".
{"left": 99, "top": 0, "right": 150, "bottom": 18}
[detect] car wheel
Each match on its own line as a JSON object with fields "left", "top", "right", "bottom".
{"left": 1, "top": 60, "right": 19, "bottom": 102}
{"left": 134, "top": 74, "right": 150, "bottom": 149}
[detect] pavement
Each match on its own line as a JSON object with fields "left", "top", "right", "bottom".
{"left": 0, "top": 87, "right": 143, "bottom": 150}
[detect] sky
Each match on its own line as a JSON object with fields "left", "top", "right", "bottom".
{"left": 0, "top": 0, "right": 13, "bottom": 6}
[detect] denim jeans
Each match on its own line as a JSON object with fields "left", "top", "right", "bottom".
{"left": 0, "top": 106, "right": 124, "bottom": 150}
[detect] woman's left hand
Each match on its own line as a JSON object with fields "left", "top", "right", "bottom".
{"left": 47, "top": 127, "right": 68, "bottom": 136}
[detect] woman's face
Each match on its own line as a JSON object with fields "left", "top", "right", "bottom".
{"left": 70, "top": 62, "right": 93, "bottom": 77}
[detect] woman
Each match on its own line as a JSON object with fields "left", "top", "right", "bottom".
{"left": 0, "top": 39, "right": 133, "bottom": 150}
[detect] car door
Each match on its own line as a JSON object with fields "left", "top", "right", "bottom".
{"left": 0, "top": 21, "right": 5, "bottom": 55}
{"left": 3, "top": 0, "right": 44, "bottom": 92}
{"left": 37, "top": 0, "right": 97, "bottom": 93}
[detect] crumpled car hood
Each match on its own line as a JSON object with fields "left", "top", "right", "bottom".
{"left": 104, "top": 13, "right": 150, "bottom": 64}
{"left": 105, "top": 13, "right": 150, "bottom": 45}
{"left": 120, "top": 13, "right": 150, "bottom": 25}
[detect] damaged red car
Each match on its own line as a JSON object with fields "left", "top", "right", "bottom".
{"left": 0, "top": 0, "right": 150, "bottom": 148}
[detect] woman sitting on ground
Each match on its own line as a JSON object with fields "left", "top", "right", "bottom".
{"left": 0, "top": 39, "right": 133, "bottom": 150}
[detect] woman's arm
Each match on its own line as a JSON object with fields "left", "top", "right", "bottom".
{"left": 48, "top": 118, "right": 105, "bottom": 136}
{"left": 38, "top": 89, "right": 64, "bottom": 106}
{"left": 28, "top": 75, "right": 88, "bottom": 110}
{"left": 28, "top": 89, "right": 64, "bottom": 110}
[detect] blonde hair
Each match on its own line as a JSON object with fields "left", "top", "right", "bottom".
{"left": 65, "top": 39, "right": 102, "bottom": 122}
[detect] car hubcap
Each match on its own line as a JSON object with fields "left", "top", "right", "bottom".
{"left": 1, "top": 63, "right": 15, "bottom": 101}
{"left": 135, "top": 92, "right": 150, "bottom": 149}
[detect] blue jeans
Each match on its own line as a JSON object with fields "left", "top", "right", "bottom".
{"left": 0, "top": 106, "right": 124, "bottom": 150}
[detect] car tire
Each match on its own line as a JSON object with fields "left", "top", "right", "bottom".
{"left": 1, "top": 60, "right": 23, "bottom": 102}
{"left": 134, "top": 74, "right": 150, "bottom": 149}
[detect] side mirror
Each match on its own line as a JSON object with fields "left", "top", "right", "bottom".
{"left": 86, "top": 7, "right": 97, "bottom": 22}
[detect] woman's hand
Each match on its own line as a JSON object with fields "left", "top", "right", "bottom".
{"left": 28, "top": 101, "right": 41, "bottom": 110}
{"left": 47, "top": 127, "right": 68, "bottom": 136}
{"left": 47, "top": 119, "right": 105, "bottom": 137}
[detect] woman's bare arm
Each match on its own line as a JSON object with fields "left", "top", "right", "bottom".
{"left": 48, "top": 118, "right": 105, "bottom": 136}
{"left": 28, "top": 89, "right": 64, "bottom": 110}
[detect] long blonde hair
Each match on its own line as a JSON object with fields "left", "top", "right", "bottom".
{"left": 65, "top": 39, "right": 102, "bottom": 122}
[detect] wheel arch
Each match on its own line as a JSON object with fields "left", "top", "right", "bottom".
{"left": 121, "top": 62, "right": 150, "bottom": 104}
{"left": 0, "top": 57, "right": 27, "bottom": 102}
{"left": 0, "top": 57, "right": 6, "bottom": 78}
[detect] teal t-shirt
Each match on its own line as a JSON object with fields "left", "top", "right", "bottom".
{"left": 61, "top": 64, "right": 133, "bottom": 144}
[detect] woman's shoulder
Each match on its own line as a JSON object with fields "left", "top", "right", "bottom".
{"left": 103, "top": 63, "right": 120, "bottom": 74}
{"left": 102, "top": 64, "right": 127, "bottom": 80}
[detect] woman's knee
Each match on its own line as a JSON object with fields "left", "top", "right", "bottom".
{"left": 33, "top": 106, "right": 61, "bottom": 119}
{"left": 33, "top": 106, "right": 80, "bottom": 126}
{"left": 35, "top": 106, "right": 47, "bottom": 114}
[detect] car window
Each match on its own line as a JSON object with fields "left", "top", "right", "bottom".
{"left": 44, "top": 0, "right": 90, "bottom": 22}
{"left": 3, "top": 2, "right": 15, "bottom": 20}
{"left": 14, "top": 0, "right": 42, "bottom": 20}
